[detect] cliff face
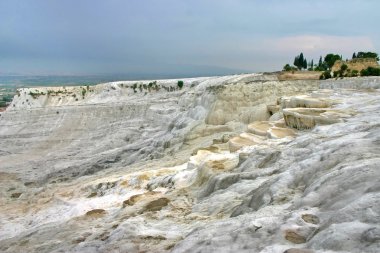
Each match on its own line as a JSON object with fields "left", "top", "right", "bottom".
{"left": 332, "top": 58, "right": 379, "bottom": 72}
{"left": 0, "top": 74, "right": 319, "bottom": 184}
{"left": 0, "top": 74, "right": 379, "bottom": 253}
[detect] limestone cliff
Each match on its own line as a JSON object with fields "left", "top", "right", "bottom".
{"left": 0, "top": 74, "right": 379, "bottom": 253}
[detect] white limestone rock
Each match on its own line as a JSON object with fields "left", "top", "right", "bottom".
{"left": 0, "top": 74, "right": 379, "bottom": 253}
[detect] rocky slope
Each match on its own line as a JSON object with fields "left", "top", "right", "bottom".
{"left": 0, "top": 74, "right": 379, "bottom": 253}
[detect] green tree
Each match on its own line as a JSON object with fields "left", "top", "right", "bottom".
{"left": 308, "top": 60, "right": 314, "bottom": 71}
{"left": 324, "top": 54, "right": 341, "bottom": 69}
{"left": 352, "top": 52, "right": 356, "bottom": 59}
{"left": 293, "top": 53, "right": 306, "bottom": 70}
{"left": 356, "top": 52, "right": 379, "bottom": 61}
{"left": 315, "top": 56, "right": 327, "bottom": 71}
{"left": 293, "top": 56, "right": 299, "bottom": 68}
{"left": 299, "top": 53, "right": 305, "bottom": 69}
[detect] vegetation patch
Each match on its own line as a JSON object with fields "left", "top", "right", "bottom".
{"left": 283, "top": 51, "right": 380, "bottom": 80}
{"left": 29, "top": 90, "right": 46, "bottom": 99}
{"left": 360, "top": 66, "right": 380, "bottom": 76}
{"left": 177, "top": 80, "right": 184, "bottom": 89}
{"left": 81, "top": 88, "right": 87, "bottom": 98}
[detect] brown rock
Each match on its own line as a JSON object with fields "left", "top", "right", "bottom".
{"left": 228, "top": 136, "right": 255, "bottom": 152}
{"left": 11, "top": 192, "right": 22, "bottom": 198}
{"left": 87, "top": 192, "right": 97, "bottom": 198}
{"left": 144, "top": 197, "right": 170, "bottom": 212}
{"left": 301, "top": 214, "right": 320, "bottom": 224}
{"left": 284, "top": 230, "right": 306, "bottom": 244}
{"left": 73, "top": 237, "right": 86, "bottom": 244}
{"left": 123, "top": 191, "right": 159, "bottom": 207}
{"left": 96, "top": 231, "right": 110, "bottom": 241}
{"left": 284, "top": 248, "right": 314, "bottom": 253}
{"left": 85, "top": 209, "right": 106, "bottom": 217}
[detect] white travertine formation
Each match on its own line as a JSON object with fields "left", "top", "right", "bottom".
{"left": 0, "top": 74, "right": 379, "bottom": 253}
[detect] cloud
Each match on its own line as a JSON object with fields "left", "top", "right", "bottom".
{"left": 268, "top": 35, "right": 375, "bottom": 57}
{"left": 1, "top": 0, "right": 380, "bottom": 75}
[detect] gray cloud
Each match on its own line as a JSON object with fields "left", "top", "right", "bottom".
{"left": 0, "top": 0, "right": 379, "bottom": 76}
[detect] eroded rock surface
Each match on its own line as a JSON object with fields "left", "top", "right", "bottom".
{"left": 0, "top": 74, "right": 379, "bottom": 253}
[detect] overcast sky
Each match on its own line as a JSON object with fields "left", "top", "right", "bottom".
{"left": 0, "top": 0, "right": 379, "bottom": 76}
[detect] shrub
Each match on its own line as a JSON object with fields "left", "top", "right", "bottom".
{"left": 340, "top": 64, "right": 348, "bottom": 72}
{"left": 283, "top": 64, "right": 297, "bottom": 72}
{"left": 361, "top": 67, "right": 380, "bottom": 76}
{"left": 177, "top": 80, "right": 184, "bottom": 89}
{"left": 351, "top": 70, "right": 359, "bottom": 77}
{"left": 369, "top": 67, "right": 380, "bottom": 76}
{"left": 132, "top": 83, "right": 137, "bottom": 93}
{"left": 81, "top": 88, "right": 86, "bottom": 98}
{"left": 315, "top": 65, "right": 327, "bottom": 71}
{"left": 29, "top": 90, "right": 43, "bottom": 99}
{"left": 148, "top": 81, "right": 157, "bottom": 88}
{"left": 320, "top": 70, "right": 332, "bottom": 79}
{"left": 283, "top": 64, "right": 292, "bottom": 71}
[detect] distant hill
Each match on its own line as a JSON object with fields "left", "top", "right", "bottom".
{"left": 332, "top": 58, "right": 379, "bottom": 73}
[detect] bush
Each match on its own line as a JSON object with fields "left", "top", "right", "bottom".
{"left": 283, "top": 64, "right": 292, "bottom": 71}
{"left": 29, "top": 90, "right": 44, "bottom": 99}
{"left": 340, "top": 64, "right": 348, "bottom": 72}
{"left": 81, "top": 88, "right": 86, "bottom": 98}
{"left": 360, "top": 67, "right": 380, "bottom": 76}
{"left": 321, "top": 70, "right": 332, "bottom": 79}
{"left": 283, "top": 64, "right": 297, "bottom": 72}
{"left": 132, "top": 83, "right": 137, "bottom": 93}
{"left": 351, "top": 70, "right": 359, "bottom": 77}
{"left": 177, "top": 80, "right": 184, "bottom": 89}
{"left": 315, "top": 65, "right": 327, "bottom": 71}
{"left": 148, "top": 81, "right": 157, "bottom": 88}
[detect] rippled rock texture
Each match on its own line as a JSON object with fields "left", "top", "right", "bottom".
{"left": 0, "top": 74, "right": 379, "bottom": 253}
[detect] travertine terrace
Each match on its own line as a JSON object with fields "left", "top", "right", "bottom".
{"left": 0, "top": 74, "right": 379, "bottom": 253}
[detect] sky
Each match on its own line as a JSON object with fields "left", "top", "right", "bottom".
{"left": 0, "top": 0, "right": 379, "bottom": 77}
